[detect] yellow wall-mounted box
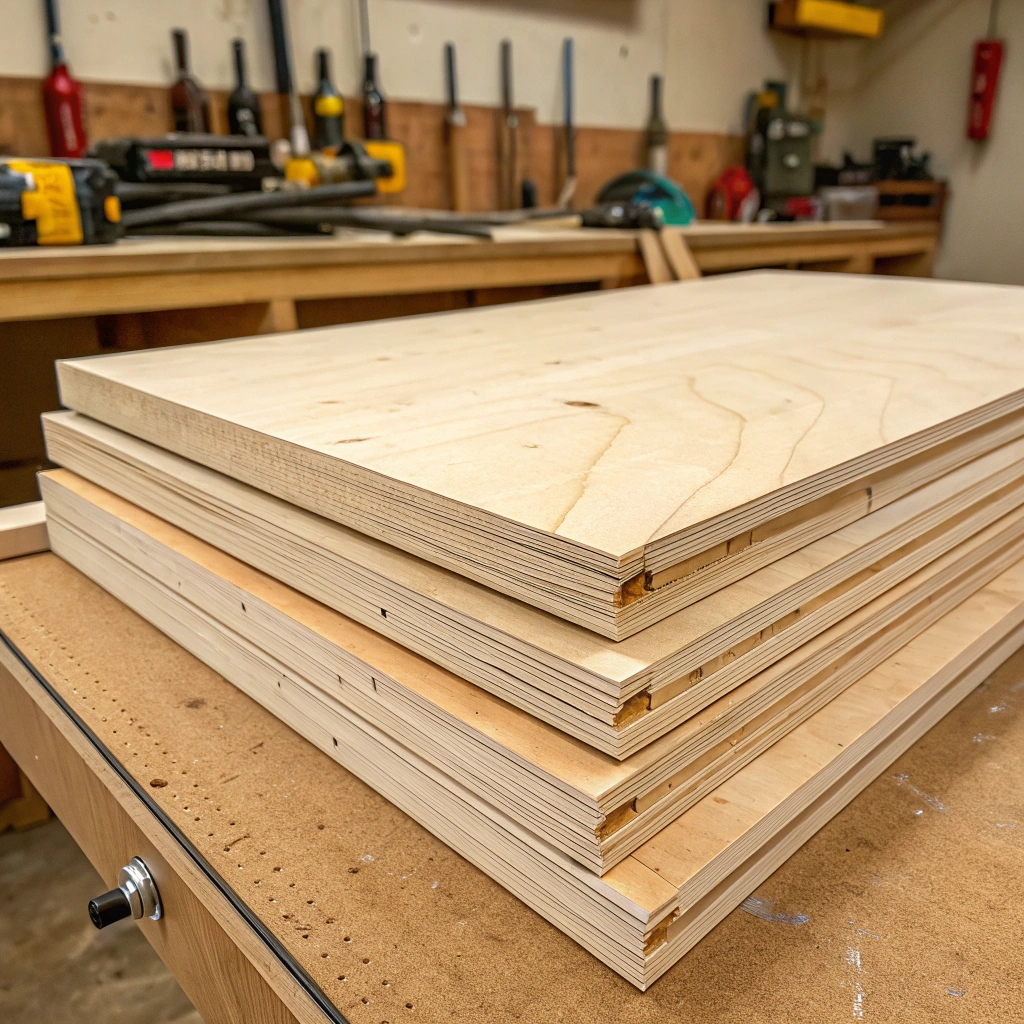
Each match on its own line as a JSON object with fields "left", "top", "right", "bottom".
{"left": 770, "top": 0, "right": 884, "bottom": 39}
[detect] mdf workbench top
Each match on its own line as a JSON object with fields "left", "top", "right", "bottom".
{"left": 0, "top": 220, "right": 936, "bottom": 277}
{"left": 0, "top": 552, "right": 1021, "bottom": 1022}
{"left": 0, "top": 228, "right": 639, "bottom": 281}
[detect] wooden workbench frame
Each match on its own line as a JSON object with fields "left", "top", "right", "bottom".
{"left": 0, "top": 223, "right": 939, "bottom": 324}
{"left": 0, "top": 627, "right": 346, "bottom": 1024}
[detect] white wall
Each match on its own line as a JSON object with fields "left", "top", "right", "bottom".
{"left": 0, "top": 0, "right": 799, "bottom": 132}
{"left": 822, "top": 0, "right": 1024, "bottom": 284}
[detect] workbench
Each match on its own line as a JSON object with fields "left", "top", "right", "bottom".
{"left": 1, "top": 548, "right": 1019, "bottom": 1024}
{"left": 0, "top": 220, "right": 939, "bottom": 509}
{"left": 0, "top": 221, "right": 938, "bottom": 324}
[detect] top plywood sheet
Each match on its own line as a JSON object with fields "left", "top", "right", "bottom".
{"left": 56, "top": 271, "right": 1024, "bottom": 638}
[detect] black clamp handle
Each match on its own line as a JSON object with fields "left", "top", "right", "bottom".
{"left": 88, "top": 888, "right": 133, "bottom": 929}
{"left": 88, "top": 857, "right": 162, "bottom": 929}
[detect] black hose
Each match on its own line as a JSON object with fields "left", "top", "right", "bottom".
{"left": 127, "top": 221, "right": 327, "bottom": 237}
{"left": 238, "top": 207, "right": 494, "bottom": 239}
{"left": 120, "top": 180, "right": 378, "bottom": 228}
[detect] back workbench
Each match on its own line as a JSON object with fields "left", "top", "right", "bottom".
{"left": 1, "top": 220, "right": 939, "bottom": 508}
{"left": 0, "top": 220, "right": 939, "bottom": 324}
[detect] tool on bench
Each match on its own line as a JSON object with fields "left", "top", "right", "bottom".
{"left": 498, "top": 39, "right": 525, "bottom": 211}
{"left": 228, "top": 39, "right": 263, "bottom": 137}
{"left": 746, "top": 81, "right": 814, "bottom": 216}
{"left": 596, "top": 170, "right": 695, "bottom": 225}
{"left": 236, "top": 206, "right": 494, "bottom": 238}
{"left": 557, "top": 38, "right": 577, "bottom": 209}
{"left": 118, "top": 179, "right": 377, "bottom": 230}
{"left": 267, "top": 0, "right": 312, "bottom": 165}
{"left": 580, "top": 200, "right": 664, "bottom": 229}
{"left": 114, "top": 181, "right": 232, "bottom": 209}
{"left": 313, "top": 49, "right": 345, "bottom": 155}
{"left": 0, "top": 157, "right": 120, "bottom": 246}
{"left": 281, "top": 139, "right": 402, "bottom": 191}
{"left": 444, "top": 42, "right": 470, "bottom": 212}
{"left": 170, "top": 29, "right": 211, "bottom": 134}
{"left": 127, "top": 220, "right": 323, "bottom": 238}
{"left": 42, "top": 0, "right": 87, "bottom": 158}
{"left": 90, "top": 134, "right": 279, "bottom": 190}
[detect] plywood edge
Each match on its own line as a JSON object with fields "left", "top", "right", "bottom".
{"left": 0, "top": 501, "right": 49, "bottom": 561}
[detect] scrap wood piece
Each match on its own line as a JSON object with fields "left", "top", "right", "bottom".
{"left": 637, "top": 229, "right": 673, "bottom": 284}
{"left": 0, "top": 502, "right": 48, "bottom": 561}
{"left": 659, "top": 228, "right": 702, "bottom": 281}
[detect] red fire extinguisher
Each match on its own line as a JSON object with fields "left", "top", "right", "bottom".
{"left": 967, "top": 2, "right": 1004, "bottom": 141}
{"left": 42, "top": 0, "right": 87, "bottom": 158}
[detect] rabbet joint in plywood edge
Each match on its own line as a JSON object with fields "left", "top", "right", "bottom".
{"left": 769, "top": 0, "right": 884, "bottom": 39}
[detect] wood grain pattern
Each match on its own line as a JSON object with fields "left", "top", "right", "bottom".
{"left": 45, "top": 411, "right": 1024, "bottom": 757}
{"left": 56, "top": 273, "right": 1024, "bottom": 637}
{"left": 25, "top": 509, "right": 1024, "bottom": 988}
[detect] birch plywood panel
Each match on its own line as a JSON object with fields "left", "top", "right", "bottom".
{"left": 55, "top": 273, "right": 1024, "bottom": 638}
{"left": 40, "top": 470, "right": 1024, "bottom": 877}
{"left": 43, "top": 411, "right": 1024, "bottom": 756}
{"left": 37, "top": 479, "right": 1024, "bottom": 988}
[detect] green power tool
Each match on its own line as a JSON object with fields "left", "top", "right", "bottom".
{"left": 596, "top": 170, "right": 696, "bottom": 226}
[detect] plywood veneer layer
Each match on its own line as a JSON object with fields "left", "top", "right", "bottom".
{"left": 55, "top": 273, "right": 1024, "bottom": 636}
{"left": 44, "top": 410, "right": 1024, "bottom": 756}
{"left": 41, "top": 471, "right": 1024, "bottom": 878}
{"left": 39, "top": 485, "right": 1024, "bottom": 987}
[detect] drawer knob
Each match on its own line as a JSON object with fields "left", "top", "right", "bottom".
{"left": 88, "top": 857, "right": 162, "bottom": 928}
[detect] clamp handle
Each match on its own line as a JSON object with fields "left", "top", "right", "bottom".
{"left": 88, "top": 857, "right": 162, "bottom": 929}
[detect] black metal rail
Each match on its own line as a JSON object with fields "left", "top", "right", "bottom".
{"left": 0, "top": 626, "right": 351, "bottom": 1024}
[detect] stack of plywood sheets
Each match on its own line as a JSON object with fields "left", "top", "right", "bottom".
{"left": 39, "top": 271, "right": 1024, "bottom": 989}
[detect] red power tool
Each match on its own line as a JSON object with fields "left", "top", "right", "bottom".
{"left": 42, "top": 0, "right": 87, "bottom": 158}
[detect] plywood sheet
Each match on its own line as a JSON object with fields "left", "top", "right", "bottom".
{"left": 44, "top": 410, "right": 1024, "bottom": 756}
{"left": 42, "top": 469, "right": 1024, "bottom": 877}
{"left": 3, "top": 553, "right": 1023, "bottom": 1017}
{"left": 0, "top": 501, "right": 48, "bottom": 561}
{"left": 55, "top": 272, "right": 1024, "bottom": 637}
{"left": 18, "top": 524, "right": 1024, "bottom": 987}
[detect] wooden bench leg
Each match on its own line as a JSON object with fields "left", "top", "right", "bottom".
{"left": 259, "top": 299, "right": 299, "bottom": 334}
{"left": 0, "top": 741, "right": 50, "bottom": 832}
{"left": 637, "top": 230, "right": 674, "bottom": 285}
{"left": 659, "top": 228, "right": 702, "bottom": 281}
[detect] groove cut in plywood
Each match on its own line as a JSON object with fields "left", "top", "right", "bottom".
{"left": 54, "top": 272, "right": 1024, "bottom": 638}
{"left": 44, "top": 410, "right": 1024, "bottom": 756}
{"left": 38, "top": 480, "right": 1024, "bottom": 987}
{"left": 40, "top": 470, "right": 1024, "bottom": 877}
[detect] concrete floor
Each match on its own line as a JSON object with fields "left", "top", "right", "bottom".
{"left": 0, "top": 817, "right": 203, "bottom": 1024}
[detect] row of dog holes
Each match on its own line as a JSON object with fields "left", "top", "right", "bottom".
{"left": 54, "top": 639, "right": 414, "bottom": 1013}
